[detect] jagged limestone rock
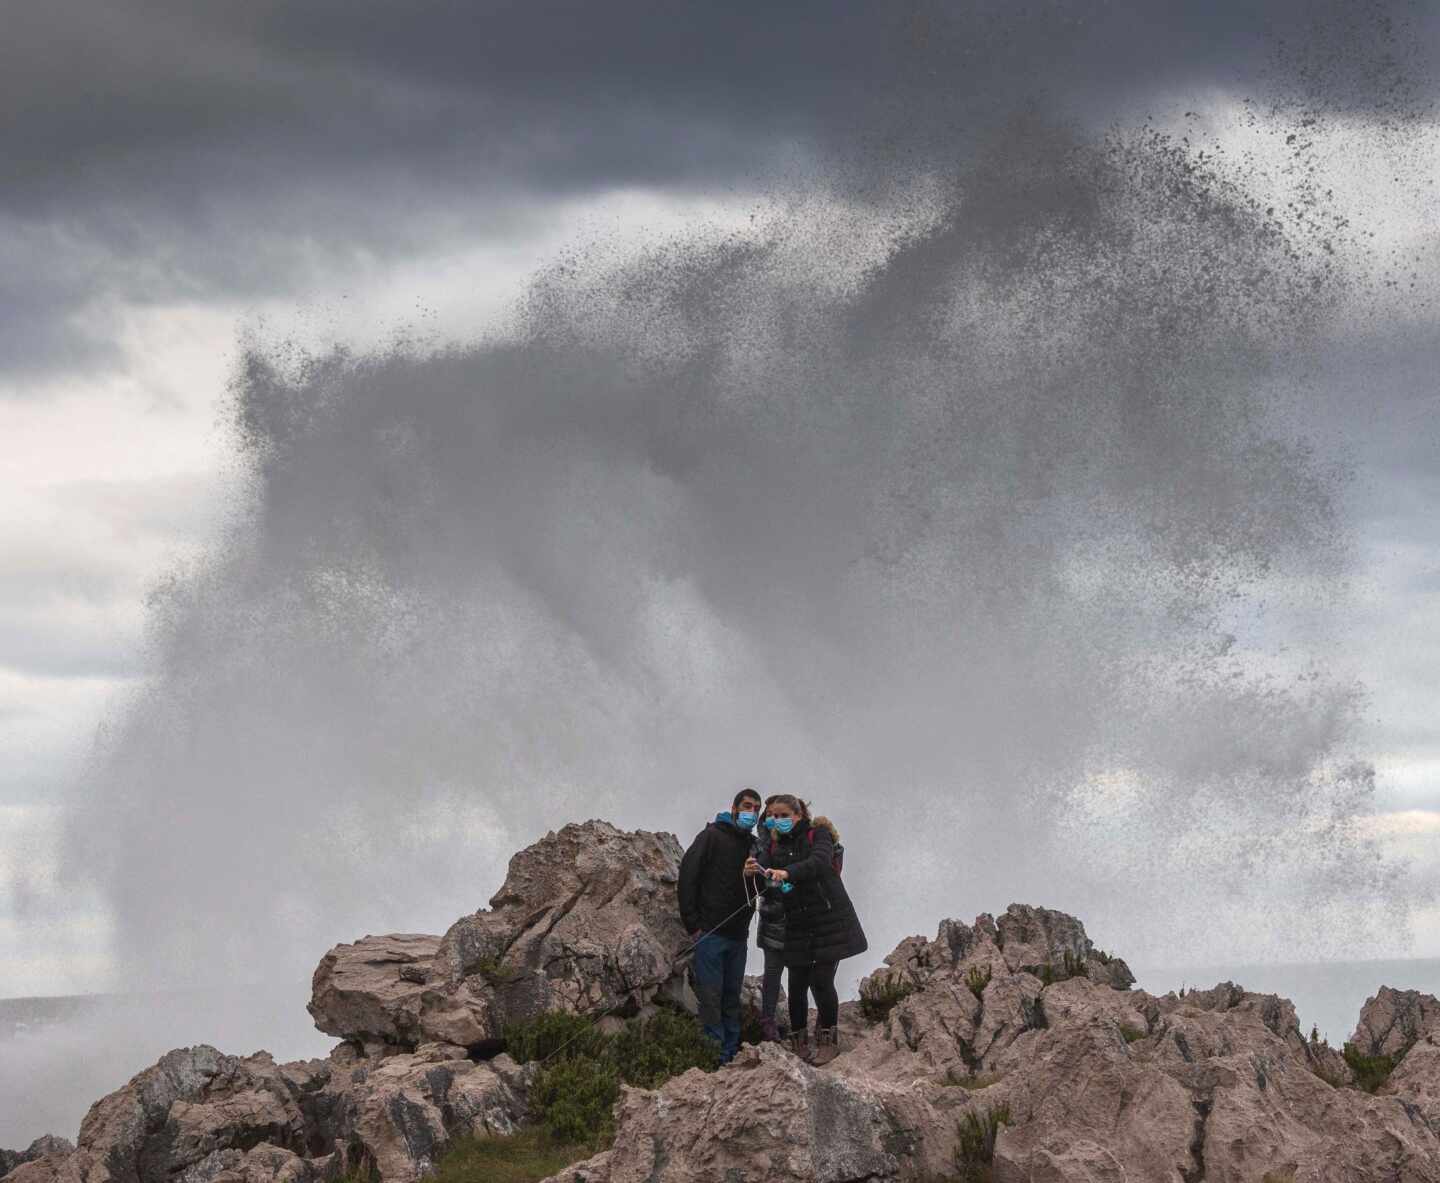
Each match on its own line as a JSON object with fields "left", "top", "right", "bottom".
{"left": 309, "top": 821, "right": 689, "bottom": 1050}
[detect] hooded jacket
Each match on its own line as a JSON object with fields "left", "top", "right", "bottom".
{"left": 677, "top": 812, "right": 758, "bottom": 941}
{"left": 763, "top": 817, "right": 867, "bottom": 967}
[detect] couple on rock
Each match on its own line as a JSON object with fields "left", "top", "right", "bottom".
{"left": 677, "top": 787, "right": 868, "bottom": 1066}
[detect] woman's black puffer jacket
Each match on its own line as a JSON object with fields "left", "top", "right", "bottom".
{"left": 752, "top": 836, "right": 787, "bottom": 952}
{"left": 765, "top": 819, "right": 867, "bottom": 967}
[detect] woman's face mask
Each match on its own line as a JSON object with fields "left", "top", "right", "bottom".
{"left": 767, "top": 816, "right": 795, "bottom": 834}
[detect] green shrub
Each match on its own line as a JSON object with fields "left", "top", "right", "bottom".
{"left": 530, "top": 1057, "right": 620, "bottom": 1144}
{"left": 1342, "top": 1042, "right": 1399, "bottom": 1094}
{"left": 1092, "top": 949, "right": 1114, "bottom": 966}
{"left": 503, "top": 1012, "right": 607, "bottom": 1065}
{"left": 610, "top": 1009, "right": 721, "bottom": 1088}
{"left": 431, "top": 1129, "right": 591, "bottom": 1183}
{"left": 475, "top": 957, "right": 521, "bottom": 986}
{"left": 954, "top": 1104, "right": 1011, "bottom": 1182}
{"left": 860, "top": 978, "right": 916, "bottom": 1022}
{"left": 965, "top": 965, "right": 992, "bottom": 1001}
{"left": 1036, "top": 952, "right": 1086, "bottom": 987}
{"left": 1260, "top": 1172, "right": 1297, "bottom": 1183}
{"left": 504, "top": 1008, "right": 724, "bottom": 1146}
{"left": 1119, "top": 1024, "right": 1147, "bottom": 1044}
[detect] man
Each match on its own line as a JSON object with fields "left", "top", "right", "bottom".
{"left": 677, "top": 787, "right": 763, "bottom": 1063}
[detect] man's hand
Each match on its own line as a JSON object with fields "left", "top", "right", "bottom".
{"left": 767, "top": 868, "right": 789, "bottom": 882}
{"left": 743, "top": 856, "right": 762, "bottom": 876}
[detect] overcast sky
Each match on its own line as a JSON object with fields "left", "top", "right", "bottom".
{"left": 2, "top": 0, "right": 1439, "bottom": 1011}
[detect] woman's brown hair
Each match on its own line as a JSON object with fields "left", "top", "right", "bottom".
{"left": 764, "top": 793, "right": 810, "bottom": 821}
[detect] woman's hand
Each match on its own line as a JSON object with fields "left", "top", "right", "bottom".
{"left": 767, "top": 868, "right": 789, "bottom": 882}
{"left": 743, "top": 856, "right": 762, "bottom": 876}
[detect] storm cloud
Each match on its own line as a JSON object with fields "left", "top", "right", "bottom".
{"left": 3, "top": 0, "right": 1432, "bottom": 375}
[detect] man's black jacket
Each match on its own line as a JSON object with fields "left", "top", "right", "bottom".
{"left": 677, "top": 812, "right": 756, "bottom": 940}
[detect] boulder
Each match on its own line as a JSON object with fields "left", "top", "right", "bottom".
{"left": 545, "top": 1042, "right": 964, "bottom": 1183}
{"left": 309, "top": 822, "right": 689, "bottom": 1050}
{"left": 306, "top": 934, "right": 441, "bottom": 1048}
{"left": 322, "top": 1044, "right": 532, "bottom": 1183}
{"left": 1351, "top": 986, "right": 1440, "bottom": 1059}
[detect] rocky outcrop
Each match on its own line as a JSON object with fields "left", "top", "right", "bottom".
{"left": 13, "top": 821, "right": 1440, "bottom": 1183}
{"left": 1352, "top": 986, "right": 1440, "bottom": 1059}
{"left": 306, "top": 934, "right": 442, "bottom": 1050}
{"left": 546, "top": 1042, "right": 965, "bottom": 1183}
{"left": 0, "top": 1042, "right": 532, "bottom": 1183}
{"left": 0, "top": 1139, "right": 73, "bottom": 1183}
{"left": 309, "top": 822, "right": 690, "bottom": 1050}
{"left": 557, "top": 907, "right": 1440, "bottom": 1183}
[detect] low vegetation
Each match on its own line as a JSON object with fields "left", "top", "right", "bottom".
{"left": 1118, "top": 1023, "right": 1147, "bottom": 1044}
{"left": 860, "top": 977, "right": 917, "bottom": 1022}
{"left": 964, "top": 965, "right": 992, "bottom": 1000}
{"left": 1341, "top": 1042, "right": 1399, "bottom": 1094}
{"left": 1035, "top": 952, "right": 1087, "bottom": 987}
{"left": 1260, "top": 1172, "right": 1297, "bottom": 1183}
{"left": 953, "top": 1103, "right": 1011, "bottom": 1183}
{"left": 429, "top": 1129, "right": 590, "bottom": 1183}
{"left": 504, "top": 1008, "right": 720, "bottom": 1144}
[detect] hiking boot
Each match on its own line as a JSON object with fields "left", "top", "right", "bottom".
{"left": 787, "top": 1030, "right": 813, "bottom": 1063}
{"left": 812, "top": 1027, "right": 840, "bottom": 1066}
{"left": 760, "top": 1017, "right": 781, "bottom": 1042}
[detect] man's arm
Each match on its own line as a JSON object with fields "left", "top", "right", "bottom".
{"left": 677, "top": 829, "right": 709, "bottom": 934}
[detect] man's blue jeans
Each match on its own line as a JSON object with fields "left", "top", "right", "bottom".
{"left": 692, "top": 932, "right": 748, "bottom": 1061}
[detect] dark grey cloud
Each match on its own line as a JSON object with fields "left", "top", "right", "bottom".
{"left": 3, "top": 0, "right": 1433, "bottom": 377}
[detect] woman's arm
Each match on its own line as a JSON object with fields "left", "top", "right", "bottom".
{"left": 780, "top": 826, "right": 833, "bottom": 883}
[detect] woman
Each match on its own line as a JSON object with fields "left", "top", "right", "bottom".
{"left": 752, "top": 797, "right": 788, "bottom": 1042}
{"left": 749, "top": 794, "right": 866, "bottom": 1065}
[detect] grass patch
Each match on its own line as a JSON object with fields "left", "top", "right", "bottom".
{"left": 430, "top": 1129, "right": 591, "bottom": 1183}
{"left": 1342, "top": 1042, "right": 1399, "bottom": 1094}
{"left": 1119, "top": 1024, "right": 1147, "bottom": 1044}
{"left": 965, "top": 965, "right": 992, "bottom": 1001}
{"left": 1035, "top": 952, "right": 1086, "bottom": 987}
{"left": 954, "top": 1104, "right": 1010, "bottom": 1183}
{"left": 860, "top": 977, "right": 916, "bottom": 1022}
{"left": 1260, "top": 1173, "right": 1297, "bottom": 1183}
{"left": 475, "top": 957, "right": 522, "bottom": 986}
{"left": 505, "top": 1008, "right": 720, "bottom": 1144}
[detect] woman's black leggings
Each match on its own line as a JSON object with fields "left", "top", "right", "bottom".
{"left": 788, "top": 960, "right": 839, "bottom": 1031}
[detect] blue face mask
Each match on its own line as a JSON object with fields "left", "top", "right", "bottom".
{"left": 736, "top": 810, "right": 758, "bottom": 830}
{"left": 771, "top": 817, "right": 795, "bottom": 835}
